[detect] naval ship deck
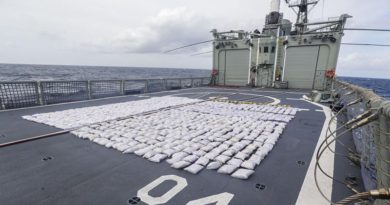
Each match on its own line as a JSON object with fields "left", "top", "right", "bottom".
{"left": 0, "top": 87, "right": 363, "bottom": 205}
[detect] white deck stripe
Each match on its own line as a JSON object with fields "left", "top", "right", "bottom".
{"left": 296, "top": 97, "right": 336, "bottom": 205}
{"left": 169, "top": 92, "right": 281, "bottom": 105}
{"left": 286, "top": 98, "right": 304, "bottom": 101}
{"left": 199, "top": 87, "right": 308, "bottom": 95}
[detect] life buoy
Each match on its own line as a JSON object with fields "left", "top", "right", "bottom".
{"left": 325, "top": 69, "right": 336, "bottom": 78}
{"left": 212, "top": 69, "right": 219, "bottom": 76}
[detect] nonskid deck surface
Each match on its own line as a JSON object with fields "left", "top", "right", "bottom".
{"left": 0, "top": 87, "right": 360, "bottom": 205}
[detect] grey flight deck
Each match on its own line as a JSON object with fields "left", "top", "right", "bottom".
{"left": 0, "top": 87, "right": 362, "bottom": 205}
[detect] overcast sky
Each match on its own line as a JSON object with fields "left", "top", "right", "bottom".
{"left": 0, "top": 0, "right": 389, "bottom": 78}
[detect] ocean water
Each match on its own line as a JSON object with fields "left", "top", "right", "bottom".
{"left": 0, "top": 64, "right": 211, "bottom": 81}
{"left": 0, "top": 64, "right": 389, "bottom": 100}
{"left": 338, "top": 77, "right": 390, "bottom": 100}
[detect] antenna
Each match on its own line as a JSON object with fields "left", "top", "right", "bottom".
{"left": 286, "top": 0, "right": 319, "bottom": 33}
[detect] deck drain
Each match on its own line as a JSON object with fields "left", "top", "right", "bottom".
{"left": 42, "top": 156, "right": 53, "bottom": 161}
{"left": 297, "top": 160, "right": 306, "bottom": 166}
{"left": 128, "top": 197, "right": 140, "bottom": 204}
{"left": 255, "top": 184, "right": 266, "bottom": 190}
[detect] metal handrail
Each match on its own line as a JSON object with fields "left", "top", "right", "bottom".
{"left": 337, "top": 80, "right": 389, "bottom": 118}
{"left": 336, "top": 80, "right": 390, "bottom": 202}
{"left": 0, "top": 77, "right": 211, "bottom": 110}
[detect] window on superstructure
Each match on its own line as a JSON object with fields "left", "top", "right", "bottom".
{"left": 264, "top": 46, "right": 269, "bottom": 53}
{"left": 271, "top": 46, "right": 276, "bottom": 53}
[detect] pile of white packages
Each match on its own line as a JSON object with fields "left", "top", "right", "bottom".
{"left": 22, "top": 96, "right": 202, "bottom": 129}
{"left": 23, "top": 96, "right": 299, "bottom": 180}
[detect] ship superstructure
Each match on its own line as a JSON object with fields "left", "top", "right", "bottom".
{"left": 211, "top": 0, "right": 350, "bottom": 94}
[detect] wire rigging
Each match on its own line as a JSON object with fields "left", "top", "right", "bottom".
{"left": 164, "top": 40, "right": 213, "bottom": 53}
{"left": 190, "top": 51, "right": 213, "bottom": 56}
{"left": 163, "top": 26, "right": 390, "bottom": 56}
{"left": 342, "top": 43, "right": 390, "bottom": 47}
{"left": 344, "top": 28, "right": 390, "bottom": 32}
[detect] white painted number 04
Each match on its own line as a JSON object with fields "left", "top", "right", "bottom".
{"left": 137, "top": 175, "right": 234, "bottom": 205}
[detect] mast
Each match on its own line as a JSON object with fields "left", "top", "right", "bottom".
{"left": 286, "top": 0, "right": 319, "bottom": 33}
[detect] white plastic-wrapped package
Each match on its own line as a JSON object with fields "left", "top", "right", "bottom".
{"left": 221, "top": 149, "right": 236, "bottom": 157}
{"left": 117, "top": 144, "right": 130, "bottom": 152}
{"left": 193, "top": 150, "right": 206, "bottom": 157}
{"left": 171, "top": 152, "right": 188, "bottom": 160}
{"left": 204, "top": 152, "right": 219, "bottom": 159}
{"left": 183, "top": 146, "right": 198, "bottom": 154}
{"left": 171, "top": 161, "right": 191, "bottom": 169}
{"left": 207, "top": 161, "right": 223, "bottom": 170}
{"left": 195, "top": 157, "right": 210, "bottom": 166}
{"left": 166, "top": 157, "right": 180, "bottom": 164}
{"left": 148, "top": 154, "right": 167, "bottom": 163}
{"left": 183, "top": 155, "right": 199, "bottom": 163}
{"left": 235, "top": 152, "right": 249, "bottom": 160}
{"left": 184, "top": 164, "right": 204, "bottom": 174}
{"left": 135, "top": 147, "right": 153, "bottom": 156}
{"left": 241, "top": 160, "right": 257, "bottom": 170}
{"left": 123, "top": 147, "right": 139, "bottom": 154}
{"left": 217, "top": 165, "right": 239, "bottom": 175}
{"left": 215, "top": 155, "right": 231, "bottom": 163}
{"left": 255, "top": 149, "right": 268, "bottom": 159}
{"left": 231, "top": 169, "right": 255, "bottom": 179}
{"left": 248, "top": 155, "right": 263, "bottom": 165}
{"left": 201, "top": 145, "right": 214, "bottom": 152}
{"left": 162, "top": 149, "right": 176, "bottom": 157}
{"left": 227, "top": 158, "right": 243, "bottom": 166}
{"left": 143, "top": 151, "right": 156, "bottom": 159}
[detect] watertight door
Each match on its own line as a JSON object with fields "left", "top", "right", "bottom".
{"left": 284, "top": 46, "right": 319, "bottom": 89}
{"left": 313, "top": 45, "right": 330, "bottom": 90}
{"left": 223, "top": 49, "right": 250, "bottom": 86}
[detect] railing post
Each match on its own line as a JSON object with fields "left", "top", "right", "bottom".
{"left": 36, "top": 81, "right": 44, "bottom": 105}
{"left": 144, "top": 80, "right": 149, "bottom": 93}
{"left": 87, "top": 80, "right": 92, "bottom": 99}
{"left": 120, "top": 80, "right": 125, "bottom": 95}
{"left": 0, "top": 84, "right": 5, "bottom": 110}
{"left": 190, "top": 78, "right": 194, "bottom": 88}
{"left": 165, "top": 79, "right": 170, "bottom": 90}
{"left": 162, "top": 79, "right": 167, "bottom": 90}
{"left": 179, "top": 79, "right": 182, "bottom": 89}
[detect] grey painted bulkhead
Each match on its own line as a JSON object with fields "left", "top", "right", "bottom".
{"left": 213, "top": 32, "right": 343, "bottom": 91}
{"left": 214, "top": 40, "right": 251, "bottom": 86}
{"left": 282, "top": 33, "right": 343, "bottom": 90}
{"left": 213, "top": 38, "right": 277, "bottom": 87}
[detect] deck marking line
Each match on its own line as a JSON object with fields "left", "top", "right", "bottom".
{"left": 169, "top": 92, "right": 281, "bottom": 105}
{"left": 138, "top": 175, "right": 188, "bottom": 205}
{"left": 286, "top": 98, "right": 304, "bottom": 101}
{"left": 186, "top": 192, "right": 234, "bottom": 205}
{"left": 296, "top": 96, "right": 336, "bottom": 205}
{"left": 298, "top": 108, "right": 310, "bottom": 112}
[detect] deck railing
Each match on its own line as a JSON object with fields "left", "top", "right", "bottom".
{"left": 336, "top": 80, "right": 390, "bottom": 205}
{"left": 0, "top": 77, "right": 211, "bottom": 110}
